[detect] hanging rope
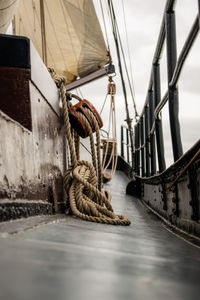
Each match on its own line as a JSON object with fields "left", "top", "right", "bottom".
{"left": 101, "top": 77, "right": 118, "bottom": 182}
{"left": 49, "top": 69, "right": 131, "bottom": 226}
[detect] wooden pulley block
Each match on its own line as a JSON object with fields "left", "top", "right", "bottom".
{"left": 69, "top": 99, "right": 103, "bottom": 138}
{"left": 108, "top": 82, "right": 116, "bottom": 95}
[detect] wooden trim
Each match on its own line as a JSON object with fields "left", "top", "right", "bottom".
{"left": 65, "top": 68, "right": 107, "bottom": 91}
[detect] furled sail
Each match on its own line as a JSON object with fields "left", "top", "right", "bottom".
{"left": 0, "top": 0, "right": 20, "bottom": 34}
{"left": 14, "top": 0, "right": 109, "bottom": 83}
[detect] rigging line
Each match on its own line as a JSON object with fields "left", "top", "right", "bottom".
{"left": 75, "top": 89, "right": 80, "bottom": 98}
{"left": 100, "top": 0, "right": 110, "bottom": 51}
{"left": 108, "top": 0, "right": 131, "bottom": 127}
{"left": 108, "top": 0, "right": 135, "bottom": 157}
{"left": 111, "top": 2, "right": 138, "bottom": 118}
{"left": 115, "top": 21, "right": 138, "bottom": 118}
{"left": 121, "top": 0, "right": 136, "bottom": 100}
{"left": 106, "top": 0, "right": 138, "bottom": 119}
{"left": 80, "top": 141, "right": 92, "bottom": 156}
{"left": 75, "top": 88, "right": 84, "bottom": 100}
{"left": 78, "top": 88, "right": 84, "bottom": 99}
{"left": 100, "top": 93, "right": 108, "bottom": 115}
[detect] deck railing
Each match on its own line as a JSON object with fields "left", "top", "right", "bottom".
{"left": 120, "top": 125, "right": 134, "bottom": 168}
{"left": 132, "top": 0, "right": 200, "bottom": 177}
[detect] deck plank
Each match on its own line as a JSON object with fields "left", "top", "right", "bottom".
{"left": 0, "top": 171, "right": 200, "bottom": 300}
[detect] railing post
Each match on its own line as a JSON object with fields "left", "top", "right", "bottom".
{"left": 130, "top": 128, "right": 135, "bottom": 173}
{"left": 153, "top": 64, "right": 166, "bottom": 172}
{"left": 144, "top": 105, "right": 150, "bottom": 177}
{"left": 134, "top": 125, "right": 137, "bottom": 174}
{"left": 121, "top": 126, "right": 124, "bottom": 158}
{"left": 140, "top": 116, "right": 145, "bottom": 177}
{"left": 138, "top": 122, "right": 141, "bottom": 176}
{"left": 126, "top": 128, "right": 130, "bottom": 164}
{"left": 149, "top": 90, "right": 157, "bottom": 175}
{"left": 165, "top": 10, "right": 183, "bottom": 161}
{"left": 134, "top": 124, "right": 140, "bottom": 175}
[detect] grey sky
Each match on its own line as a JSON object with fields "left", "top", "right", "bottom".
{"left": 79, "top": 0, "right": 200, "bottom": 167}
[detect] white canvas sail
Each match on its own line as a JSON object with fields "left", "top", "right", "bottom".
{"left": 0, "top": 0, "right": 20, "bottom": 34}
{"left": 14, "top": 0, "right": 109, "bottom": 83}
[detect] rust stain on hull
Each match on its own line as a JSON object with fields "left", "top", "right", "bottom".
{"left": 0, "top": 66, "right": 32, "bottom": 131}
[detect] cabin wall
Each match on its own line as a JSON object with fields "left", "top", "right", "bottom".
{"left": 0, "top": 34, "right": 68, "bottom": 221}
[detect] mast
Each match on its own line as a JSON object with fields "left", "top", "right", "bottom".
{"left": 40, "top": 0, "right": 47, "bottom": 65}
{"left": 108, "top": 0, "right": 135, "bottom": 163}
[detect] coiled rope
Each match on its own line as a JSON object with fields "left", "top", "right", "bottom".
{"left": 49, "top": 69, "right": 131, "bottom": 225}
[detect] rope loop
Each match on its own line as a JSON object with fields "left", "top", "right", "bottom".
{"left": 49, "top": 70, "right": 131, "bottom": 226}
{"left": 48, "top": 68, "right": 66, "bottom": 88}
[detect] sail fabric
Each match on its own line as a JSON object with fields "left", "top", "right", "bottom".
{"left": 14, "top": 0, "right": 108, "bottom": 83}
{"left": 0, "top": 0, "right": 20, "bottom": 34}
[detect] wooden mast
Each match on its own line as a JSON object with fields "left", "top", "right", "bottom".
{"left": 40, "top": 0, "right": 47, "bottom": 65}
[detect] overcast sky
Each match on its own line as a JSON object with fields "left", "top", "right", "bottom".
{"left": 80, "top": 0, "right": 200, "bottom": 168}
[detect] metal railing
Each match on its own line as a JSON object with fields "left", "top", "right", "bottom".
{"left": 121, "top": 125, "right": 134, "bottom": 168}
{"left": 133, "top": 0, "right": 200, "bottom": 177}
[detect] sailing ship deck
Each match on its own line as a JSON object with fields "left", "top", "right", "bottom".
{"left": 0, "top": 171, "right": 200, "bottom": 300}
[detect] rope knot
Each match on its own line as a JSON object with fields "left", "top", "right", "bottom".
{"left": 48, "top": 68, "right": 66, "bottom": 88}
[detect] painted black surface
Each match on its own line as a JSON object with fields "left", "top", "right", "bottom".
{"left": 165, "top": 11, "right": 183, "bottom": 161}
{"left": 148, "top": 90, "right": 156, "bottom": 176}
{"left": 0, "top": 67, "right": 32, "bottom": 130}
{"left": 0, "top": 34, "right": 30, "bottom": 68}
{"left": 0, "top": 171, "right": 200, "bottom": 300}
{"left": 153, "top": 63, "right": 166, "bottom": 172}
{"left": 140, "top": 116, "right": 145, "bottom": 177}
{"left": 0, "top": 201, "right": 52, "bottom": 222}
{"left": 144, "top": 105, "right": 150, "bottom": 177}
{"left": 117, "top": 155, "right": 132, "bottom": 178}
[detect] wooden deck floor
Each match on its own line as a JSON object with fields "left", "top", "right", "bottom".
{"left": 0, "top": 171, "right": 200, "bottom": 300}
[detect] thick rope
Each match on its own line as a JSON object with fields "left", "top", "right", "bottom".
{"left": 49, "top": 69, "right": 131, "bottom": 226}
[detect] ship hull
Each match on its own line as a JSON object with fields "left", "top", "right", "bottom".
{"left": 127, "top": 140, "right": 200, "bottom": 240}
{"left": 0, "top": 34, "right": 67, "bottom": 221}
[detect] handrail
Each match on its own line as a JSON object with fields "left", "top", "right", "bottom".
{"left": 121, "top": 125, "right": 133, "bottom": 166}
{"left": 141, "top": 0, "right": 177, "bottom": 116}
{"left": 150, "top": 15, "right": 199, "bottom": 135}
{"left": 170, "top": 15, "right": 199, "bottom": 89}
{"left": 132, "top": 0, "right": 200, "bottom": 177}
